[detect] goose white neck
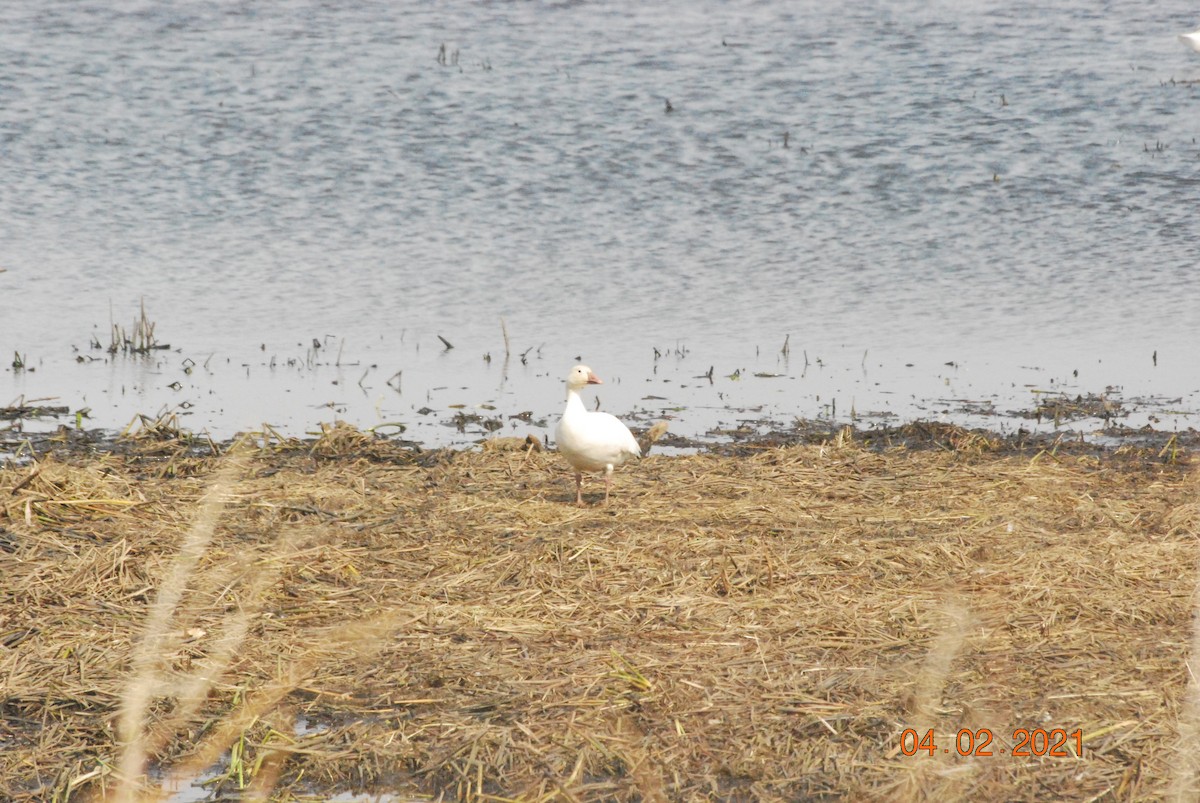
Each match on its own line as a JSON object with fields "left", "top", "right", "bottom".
{"left": 565, "top": 385, "right": 587, "bottom": 408}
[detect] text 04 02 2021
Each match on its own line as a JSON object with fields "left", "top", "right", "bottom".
{"left": 899, "top": 728, "right": 1084, "bottom": 758}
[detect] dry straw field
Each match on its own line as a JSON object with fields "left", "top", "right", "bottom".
{"left": 2, "top": 420, "right": 1200, "bottom": 801}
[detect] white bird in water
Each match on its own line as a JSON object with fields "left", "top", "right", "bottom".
{"left": 554, "top": 364, "right": 641, "bottom": 506}
{"left": 1180, "top": 27, "right": 1200, "bottom": 53}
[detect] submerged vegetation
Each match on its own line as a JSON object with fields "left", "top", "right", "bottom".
{"left": 1, "top": 421, "right": 1199, "bottom": 800}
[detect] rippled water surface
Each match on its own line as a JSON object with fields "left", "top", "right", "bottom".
{"left": 4, "top": 0, "right": 1200, "bottom": 446}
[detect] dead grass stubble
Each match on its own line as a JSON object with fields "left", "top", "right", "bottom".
{"left": 1, "top": 423, "right": 1199, "bottom": 800}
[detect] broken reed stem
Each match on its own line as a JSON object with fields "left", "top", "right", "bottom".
{"left": 136, "top": 298, "right": 154, "bottom": 352}
{"left": 113, "top": 451, "right": 249, "bottom": 803}
{"left": 501, "top": 318, "right": 511, "bottom": 359}
{"left": 1168, "top": 561, "right": 1200, "bottom": 801}
{"left": 910, "top": 603, "right": 971, "bottom": 728}
{"left": 242, "top": 744, "right": 290, "bottom": 803}
{"left": 162, "top": 611, "right": 419, "bottom": 794}
{"left": 894, "top": 602, "right": 973, "bottom": 803}
{"left": 135, "top": 534, "right": 311, "bottom": 768}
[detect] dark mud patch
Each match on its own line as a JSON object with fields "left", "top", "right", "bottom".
{"left": 6, "top": 372, "right": 1200, "bottom": 469}
{"left": 666, "top": 418, "right": 1197, "bottom": 466}
{"left": 5, "top": 413, "right": 1198, "bottom": 472}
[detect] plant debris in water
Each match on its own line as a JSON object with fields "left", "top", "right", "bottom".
{"left": 2, "top": 420, "right": 1200, "bottom": 800}
{"left": 1021, "top": 391, "right": 1123, "bottom": 424}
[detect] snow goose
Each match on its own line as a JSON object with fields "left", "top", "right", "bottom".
{"left": 1181, "top": 27, "right": 1200, "bottom": 53}
{"left": 555, "top": 364, "right": 641, "bottom": 506}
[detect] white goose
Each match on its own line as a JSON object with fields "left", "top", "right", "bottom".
{"left": 555, "top": 364, "right": 641, "bottom": 506}
{"left": 1181, "top": 28, "right": 1200, "bottom": 53}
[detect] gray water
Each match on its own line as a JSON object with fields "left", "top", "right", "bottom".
{"left": 4, "top": 0, "right": 1200, "bottom": 448}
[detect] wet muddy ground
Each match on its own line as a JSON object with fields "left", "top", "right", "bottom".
{"left": 4, "top": 391, "right": 1199, "bottom": 466}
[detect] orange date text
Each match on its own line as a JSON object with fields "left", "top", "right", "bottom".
{"left": 899, "top": 728, "right": 1084, "bottom": 758}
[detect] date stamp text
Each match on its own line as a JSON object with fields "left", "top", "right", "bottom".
{"left": 899, "top": 728, "right": 1084, "bottom": 758}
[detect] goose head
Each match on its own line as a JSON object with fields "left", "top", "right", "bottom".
{"left": 566, "top": 364, "right": 603, "bottom": 391}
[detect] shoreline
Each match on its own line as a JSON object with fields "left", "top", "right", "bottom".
{"left": 4, "top": 399, "right": 1198, "bottom": 465}
{"left": 7, "top": 327, "right": 1200, "bottom": 460}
